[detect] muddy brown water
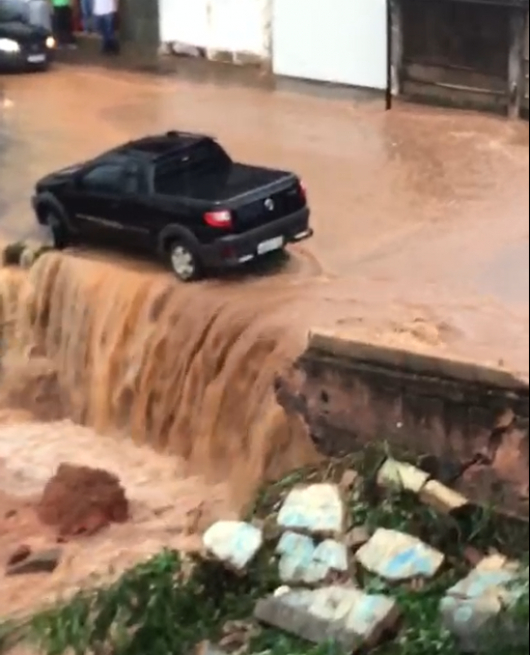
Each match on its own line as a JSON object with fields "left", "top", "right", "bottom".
{"left": 0, "top": 65, "right": 528, "bottom": 620}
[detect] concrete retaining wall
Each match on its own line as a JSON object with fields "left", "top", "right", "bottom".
{"left": 275, "top": 329, "right": 529, "bottom": 519}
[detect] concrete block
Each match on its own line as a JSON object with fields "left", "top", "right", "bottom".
{"left": 203, "top": 521, "right": 263, "bottom": 571}
{"left": 420, "top": 479, "right": 469, "bottom": 514}
{"left": 255, "top": 585, "right": 400, "bottom": 651}
{"left": 440, "top": 560, "right": 527, "bottom": 652}
{"left": 356, "top": 528, "right": 445, "bottom": 582}
{"left": 277, "top": 532, "right": 348, "bottom": 585}
{"left": 277, "top": 484, "right": 345, "bottom": 537}
{"left": 377, "top": 458, "right": 430, "bottom": 494}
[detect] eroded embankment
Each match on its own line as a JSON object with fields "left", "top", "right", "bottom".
{"left": 0, "top": 253, "right": 318, "bottom": 505}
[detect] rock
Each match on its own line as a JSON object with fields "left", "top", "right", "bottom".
{"left": 203, "top": 521, "right": 263, "bottom": 571}
{"left": 277, "top": 532, "right": 348, "bottom": 585}
{"left": 356, "top": 528, "right": 445, "bottom": 582}
{"left": 376, "top": 459, "right": 430, "bottom": 494}
{"left": 419, "top": 479, "right": 469, "bottom": 515}
{"left": 440, "top": 558, "right": 527, "bottom": 652}
{"left": 255, "top": 585, "right": 400, "bottom": 651}
{"left": 345, "top": 526, "right": 371, "bottom": 552}
{"left": 6, "top": 548, "right": 61, "bottom": 576}
{"left": 218, "top": 620, "right": 259, "bottom": 651}
{"left": 463, "top": 546, "right": 486, "bottom": 568}
{"left": 37, "top": 463, "right": 129, "bottom": 538}
{"left": 194, "top": 642, "right": 228, "bottom": 655}
{"left": 339, "top": 469, "right": 359, "bottom": 492}
{"left": 277, "top": 484, "right": 345, "bottom": 537}
{"left": 6, "top": 544, "right": 31, "bottom": 567}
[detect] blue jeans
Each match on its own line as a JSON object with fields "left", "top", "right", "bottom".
{"left": 97, "top": 13, "right": 117, "bottom": 52}
{"left": 79, "top": 0, "right": 93, "bottom": 32}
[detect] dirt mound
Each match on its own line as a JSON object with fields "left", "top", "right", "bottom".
{"left": 36, "top": 463, "right": 129, "bottom": 538}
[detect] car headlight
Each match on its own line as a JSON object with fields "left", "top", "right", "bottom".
{"left": 46, "top": 36, "right": 56, "bottom": 49}
{"left": 0, "top": 38, "right": 21, "bottom": 54}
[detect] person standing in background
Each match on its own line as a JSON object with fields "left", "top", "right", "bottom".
{"left": 52, "top": 0, "right": 76, "bottom": 47}
{"left": 93, "top": 0, "right": 118, "bottom": 54}
{"left": 79, "top": 0, "right": 93, "bottom": 33}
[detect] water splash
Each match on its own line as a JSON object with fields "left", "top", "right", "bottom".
{"left": 0, "top": 253, "right": 318, "bottom": 508}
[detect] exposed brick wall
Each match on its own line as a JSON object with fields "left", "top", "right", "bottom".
{"left": 275, "top": 336, "right": 529, "bottom": 518}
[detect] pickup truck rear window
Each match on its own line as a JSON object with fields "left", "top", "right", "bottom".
{"left": 154, "top": 140, "right": 231, "bottom": 194}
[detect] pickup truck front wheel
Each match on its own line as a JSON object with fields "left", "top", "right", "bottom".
{"left": 45, "top": 209, "right": 70, "bottom": 250}
{"left": 168, "top": 241, "right": 202, "bottom": 282}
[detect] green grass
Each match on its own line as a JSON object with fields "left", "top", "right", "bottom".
{"left": 1, "top": 450, "right": 528, "bottom": 655}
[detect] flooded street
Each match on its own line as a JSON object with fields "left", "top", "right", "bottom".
{"left": 1, "top": 65, "right": 528, "bottom": 339}
{"left": 0, "top": 64, "right": 529, "bottom": 623}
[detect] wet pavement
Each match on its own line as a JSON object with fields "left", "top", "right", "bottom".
{"left": 0, "top": 64, "right": 529, "bottom": 371}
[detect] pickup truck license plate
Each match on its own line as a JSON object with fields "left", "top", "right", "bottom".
{"left": 27, "top": 54, "right": 46, "bottom": 64}
{"left": 257, "top": 236, "right": 284, "bottom": 255}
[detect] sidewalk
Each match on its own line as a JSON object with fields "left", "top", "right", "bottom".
{"left": 54, "top": 35, "right": 271, "bottom": 89}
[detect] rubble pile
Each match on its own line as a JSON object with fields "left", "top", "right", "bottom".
{"left": 200, "top": 457, "right": 528, "bottom": 654}
{"left": 36, "top": 463, "right": 129, "bottom": 538}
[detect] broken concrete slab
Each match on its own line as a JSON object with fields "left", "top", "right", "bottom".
{"left": 419, "top": 479, "right": 469, "bottom": 515}
{"left": 377, "top": 458, "right": 430, "bottom": 494}
{"left": 356, "top": 528, "right": 445, "bottom": 582}
{"left": 277, "top": 532, "right": 349, "bottom": 585}
{"left": 255, "top": 585, "right": 400, "bottom": 651}
{"left": 203, "top": 521, "right": 263, "bottom": 571}
{"left": 277, "top": 484, "right": 345, "bottom": 537}
{"left": 440, "top": 560, "right": 527, "bottom": 652}
{"left": 6, "top": 548, "right": 61, "bottom": 576}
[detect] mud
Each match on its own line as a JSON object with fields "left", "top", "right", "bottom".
{"left": 0, "top": 65, "right": 528, "bottom": 620}
{"left": 37, "top": 464, "right": 129, "bottom": 538}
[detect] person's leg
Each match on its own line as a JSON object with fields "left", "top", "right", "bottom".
{"left": 98, "top": 13, "right": 112, "bottom": 53}
{"left": 53, "top": 7, "right": 67, "bottom": 46}
{"left": 109, "top": 12, "right": 120, "bottom": 54}
{"left": 64, "top": 6, "right": 76, "bottom": 46}
{"left": 80, "top": 0, "right": 93, "bottom": 33}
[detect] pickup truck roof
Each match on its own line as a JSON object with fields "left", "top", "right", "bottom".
{"left": 111, "top": 131, "right": 215, "bottom": 164}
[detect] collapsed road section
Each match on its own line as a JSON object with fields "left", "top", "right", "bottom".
{"left": 276, "top": 329, "right": 529, "bottom": 519}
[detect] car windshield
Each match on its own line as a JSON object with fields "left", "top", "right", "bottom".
{"left": 0, "top": 0, "right": 27, "bottom": 23}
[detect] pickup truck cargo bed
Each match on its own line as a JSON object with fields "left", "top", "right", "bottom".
{"left": 155, "top": 163, "right": 295, "bottom": 204}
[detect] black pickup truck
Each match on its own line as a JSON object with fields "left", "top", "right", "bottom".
{"left": 32, "top": 131, "right": 312, "bottom": 281}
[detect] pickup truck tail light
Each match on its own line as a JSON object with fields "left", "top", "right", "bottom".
{"left": 299, "top": 181, "right": 307, "bottom": 203}
{"left": 204, "top": 210, "right": 233, "bottom": 228}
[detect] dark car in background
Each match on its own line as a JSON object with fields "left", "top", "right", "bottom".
{"left": 0, "top": 0, "right": 55, "bottom": 71}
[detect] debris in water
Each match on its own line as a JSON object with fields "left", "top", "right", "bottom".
{"left": 36, "top": 463, "right": 129, "bottom": 538}
{"left": 6, "top": 547, "right": 61, "bottom": 576}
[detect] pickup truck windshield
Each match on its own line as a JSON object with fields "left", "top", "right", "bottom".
{"left": 154, "top": 140, "right": 232, "bottom": 194}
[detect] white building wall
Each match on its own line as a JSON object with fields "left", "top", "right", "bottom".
{"left": 272, "top": 0, "right": 388, "bottom": 90}
{"left": 159, "top": 0, "right": 270, "bottom": 61}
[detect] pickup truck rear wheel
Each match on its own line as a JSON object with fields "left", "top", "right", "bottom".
{"left": 168, "top": 241, "right": 202, "bottom": 282}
